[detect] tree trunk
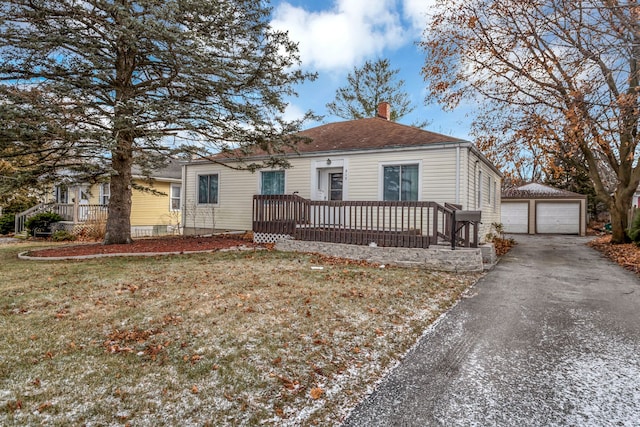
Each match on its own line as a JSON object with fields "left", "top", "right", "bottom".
{"left": 104, "top": 23, "right": 136, "bottom": 245}
{"left": 104, "top": 138, "right": 133, "bottom": 245}
{"left": 609, "top": 189, "right": 632, "bottom": 244}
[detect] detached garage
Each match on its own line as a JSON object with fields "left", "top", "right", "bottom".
{"left": 501, "top": 183, "right": 587, "bottom": 236}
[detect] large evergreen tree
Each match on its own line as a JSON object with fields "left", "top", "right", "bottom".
{"left": 326, "top": 58, "right": 427, "bottom": 127}
{"left": 0, "top": 0, "right": 314, "bottom": 244}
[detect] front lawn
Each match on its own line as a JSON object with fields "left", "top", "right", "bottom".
{"left": 0, "top": 243, "right": 480, "bottom": 426}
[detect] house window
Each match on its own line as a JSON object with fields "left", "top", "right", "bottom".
{"left": 198, "top": 174, "right": 218, "bottom": 204}
{"left": 477, "top": 170, "right": 483, "bottom": 209}
{"left": 261, "top": 171, "right": 285, "bottom": 195}
{"left": 100, "top": 183, "right": 110, "bottom": 205}
{"left": 170, "top": 184, "right": 181, "bottom": 210}
{"left": 55, "top": 186, "right": 68, "bottom": 204}
{"left": 383, "top": 164, "right": 419, "bottom": 201}
{"left": 487, "top": 176, "right": 492, "bottom": 204}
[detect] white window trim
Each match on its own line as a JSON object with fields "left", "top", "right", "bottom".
{"left": 493, "top": 180, "right": 498, "bottom": 210}
{"left": 55, "top": 185, "right": 69, "bottom": 204}
{"left": 170, "top": 183, "right": 181, "bottom": 211}
{"left": 476, "top": 170, "right": 483, "bottom": 209}
{"left": 310, "top": 158, "right": 348, "bottom": 201}
{"left": 259, "top": 170, "right": 286, "bottom": 195}
{"left": 197, "top": 173, "right": 220, "bottom": 206}
{"left": 378, "top": 160, "right": 423, "bottom": 201}
{"left": 99, "top": 183, "right": 110, "bottom": 205}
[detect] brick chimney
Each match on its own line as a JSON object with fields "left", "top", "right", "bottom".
{"left": 377, "top": 102, "right": 391, "bottom": 120}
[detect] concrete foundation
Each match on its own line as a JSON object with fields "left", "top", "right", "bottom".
{"left": 275, "top": 239, "right": 495, "bottom": 273}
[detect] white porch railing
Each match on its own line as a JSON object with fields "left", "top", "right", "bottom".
{"left": 15, "top": 203, "right": 108, "bottom": 234}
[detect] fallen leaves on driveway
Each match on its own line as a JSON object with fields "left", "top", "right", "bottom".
{"left": 588, "top": 235, "right": 640, "bottom": 276}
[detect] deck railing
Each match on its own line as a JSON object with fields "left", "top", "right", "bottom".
{"left": 15, "top": 203, "right": 109, "bottom": 234}
{"left": 253, "top": 195, "right": 479, "bottom": 248}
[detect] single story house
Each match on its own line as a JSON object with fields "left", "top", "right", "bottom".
{"left": 16, "top": 160, "right": 182, "bottom": 237}
{"left": 501, "top": 183, "right": 587, "bottom": 236}
{"left": 181, "top": 103, "right": 502, "bottom": 246}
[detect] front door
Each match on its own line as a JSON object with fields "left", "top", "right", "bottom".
{"left": 314, "top": 167, "right": 346, "bottom": 226}
{"left": 316, "top": 167, "right": 344, "bottom": 201}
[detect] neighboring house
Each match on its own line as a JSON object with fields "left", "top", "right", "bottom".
{"left": 501, "top": 183, "right": 587, "bottom": 236}
{"left": 633, "top": 184, "right": 640, "bottom": 209}
{"left": 182, "top": 102, "right": 502, "bottom": 246}
{"left": 16, "top": 159, "right": 182, "bottom": 237}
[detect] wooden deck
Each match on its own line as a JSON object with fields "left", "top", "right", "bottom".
{"left": 253, "top": 195, "right": 479, "bottom": 249}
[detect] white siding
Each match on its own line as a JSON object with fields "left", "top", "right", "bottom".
{"left": 182, "top": 163, "right": 255, "bottom": 231}
{"left": 338, "top": 149, "right": 459, "bottom": 202}
{"left": 182, "top": 158, "right": 313, "bottom": 232}
{"left": 467, "top": 151, "right": 502, "bottom": 240}
{"left": 183, "top": 146, "right": 502, "bottom": 242}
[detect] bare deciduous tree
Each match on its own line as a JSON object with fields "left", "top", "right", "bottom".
{"left": 422, "top": 0, "right": 639, "bottom": 243}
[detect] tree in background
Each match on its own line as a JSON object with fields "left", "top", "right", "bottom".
{"left": 326, "top": 58, "right": 427, "bottom": 127}
{"left": 0, "top": 0, "right": 315, "bottom": 244}
{"left": 545, "top": 163, "right": 607, "bottom": 220}
{"left": 422, "top": 0, "right": 639, "bottom": 243}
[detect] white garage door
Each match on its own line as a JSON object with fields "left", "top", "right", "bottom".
{"left": 501, "top": 202, "right": 529, "bottom": 233}
{"left": 536, "top": 202, "right": 580, "bottom": 234}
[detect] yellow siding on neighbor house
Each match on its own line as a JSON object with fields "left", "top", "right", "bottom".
{"left": 86, "top": 184, "right": 101, "bottom": 204}
{"left": 130, "top": 180, "right": 180, "bottom": 227}
{"left": 86, "top": 180, "right": 180, "bottom": 227}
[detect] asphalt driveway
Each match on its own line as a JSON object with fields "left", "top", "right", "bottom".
{"left": 343, "top": 235, "right": 640, "bottom": 426}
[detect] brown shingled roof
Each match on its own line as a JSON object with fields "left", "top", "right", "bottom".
{"left": 294, "top": 117, "right": 465, "bottom": 153}
{"left": 212, "top": 117, "right": 466, "bottom": 160}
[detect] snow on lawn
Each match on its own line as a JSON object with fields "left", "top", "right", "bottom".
{"left": 0, "top": 246, "right": 481, "bottom": 426}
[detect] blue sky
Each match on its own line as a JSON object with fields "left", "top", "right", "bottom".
{"left": 270, "top": 0, "right": 474, "bottom": 138}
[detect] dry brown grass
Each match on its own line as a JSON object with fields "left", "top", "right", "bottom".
{"left": 0, "top": 243, "right": 481, "bottom": 426}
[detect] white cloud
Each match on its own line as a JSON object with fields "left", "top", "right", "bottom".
{"left": 282, "top": 102, "right": 306, "bottom": 123}
{"left": 271, "top": 0, "right": 407, "bottom": 72}
{"left": 402, "top": 0, "right": 438, "bottom": 33}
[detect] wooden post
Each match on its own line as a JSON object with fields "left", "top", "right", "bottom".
{"left": 73, "top": 186, "right": 80, "bottom": 223}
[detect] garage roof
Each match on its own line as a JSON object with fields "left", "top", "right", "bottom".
{"left": 502, "top": 183, "right": 586, "bottom": 199}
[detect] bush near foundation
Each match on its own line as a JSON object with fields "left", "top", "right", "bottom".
{"left": 24, "top": 212, "right": 63, "bottom": 236}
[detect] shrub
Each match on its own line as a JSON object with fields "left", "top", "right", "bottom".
{"left": 628, "top": 210, "right": 640, "bottom": 245}
{"left": 51, "top": 230, "right": 77, "bottom": 242}
{"left": 0, "top": 213, "right": 15, "bottom": 235}
{"left": 485, "top": 222, "right": 505, "bottom": 242}
{"left": 25, "top": 212, "right": 63, "bottom": 236}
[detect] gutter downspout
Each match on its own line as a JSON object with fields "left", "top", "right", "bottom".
{"left": 473, "top": 157, "right": 479, "bottom": 210}
{"left": 455, "top": 146, "right": 460, "bottom": 204}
